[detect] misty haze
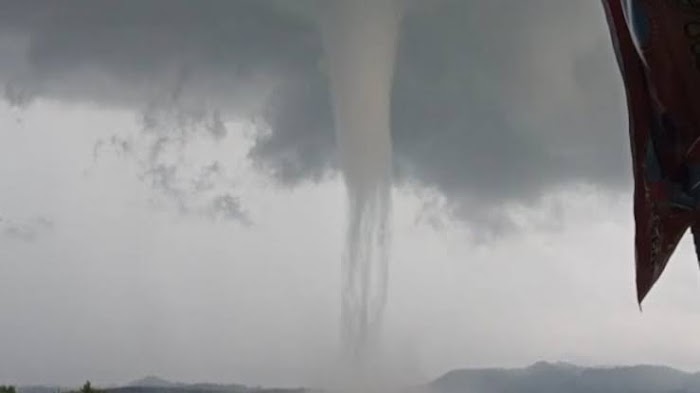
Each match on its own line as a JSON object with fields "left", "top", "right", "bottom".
{"left": 2, "top": 1, "right": 700, "bottom": 393}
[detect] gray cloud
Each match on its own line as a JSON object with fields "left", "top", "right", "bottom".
{"left": 93, "top": 130, "right": 251, "bottom": 223}
{"left": 207, "top": 194, "right": 251, "bottom": 225}
{"left": 1, "top": 216, "right": 54, "bottom": 242}
{"left": 0, "top": 0, "right": 630, "bottom": 228}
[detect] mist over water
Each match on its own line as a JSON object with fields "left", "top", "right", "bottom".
{"left": 321, "top": 0, "right": 402, "bottom": 380}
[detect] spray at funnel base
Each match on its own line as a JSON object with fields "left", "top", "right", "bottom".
{"left": 321, "top": 0, "right": 402, "bottom": 370}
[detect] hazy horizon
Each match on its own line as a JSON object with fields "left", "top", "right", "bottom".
{"left": 13, "top": 360, "right": 700, "bottom": 388}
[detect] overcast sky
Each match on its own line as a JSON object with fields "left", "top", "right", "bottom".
{"left": 2, "top": 0, "right": 700, "bottom": 388}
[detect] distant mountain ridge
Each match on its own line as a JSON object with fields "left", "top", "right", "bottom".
{"left": 431, "top": 361, "right": 700, "bottom": 393}
{"left": 108, "top": 380, "right": 299, "bottom": 393}
{"left": 128, "top": 377, "right": 177, "bottom": 388}
{"left": 17, "top": 362, "right": 700, "bottom": 393}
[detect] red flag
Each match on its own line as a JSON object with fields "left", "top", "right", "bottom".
{"left": 602, "top": 0, "right": 700, "bottom": 303}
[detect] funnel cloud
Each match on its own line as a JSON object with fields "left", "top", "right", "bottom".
{"left": 322, "top": 0, "right": 402, "bottom": 369}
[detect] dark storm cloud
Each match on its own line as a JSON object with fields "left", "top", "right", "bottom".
{"left": 0, "top": 0, "right": 630, "bottom": 224}
{"left": 0, "top": 0, "right": 320, "bottom": 109}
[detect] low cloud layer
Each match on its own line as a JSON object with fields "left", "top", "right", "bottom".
{"left": 0, "top": 0, "right": 630, "bottom": 227}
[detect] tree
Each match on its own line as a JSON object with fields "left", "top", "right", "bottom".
{"left": 80, "top": 382, "right": 93, "bottom": 393}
